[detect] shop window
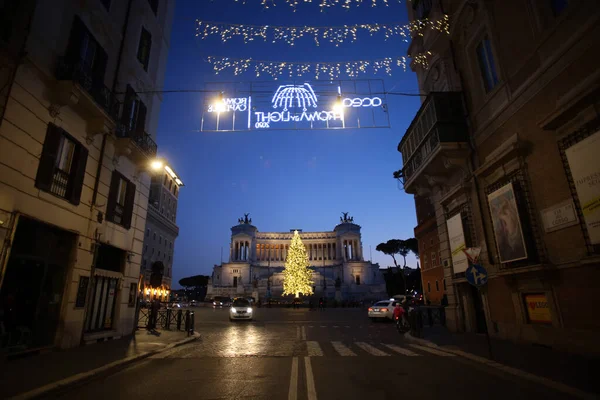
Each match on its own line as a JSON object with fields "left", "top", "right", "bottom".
{"left": 106, "top": 171, "right": 136, "bottom": 229}
{"left": 476, "top": 35, "right": 499, "bottom": 93}
{"left": 137, "top": 27, "right": 152, "bottom": 71}
{"left": 35, "top": 123, "right": 88, "bottom": 205}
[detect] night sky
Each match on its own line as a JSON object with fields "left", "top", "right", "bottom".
{"left": 156, "top": 0, "right": 421, "bottom": 286}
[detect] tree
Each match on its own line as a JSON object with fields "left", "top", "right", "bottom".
{"left": 178, "top": 275, "right": 209, "bottom": 288}
{"left": 283, "top": 230, "right": 314, "bottom": 298}
{"left": 376, "top": 238, "right": 419, "bottom": 295}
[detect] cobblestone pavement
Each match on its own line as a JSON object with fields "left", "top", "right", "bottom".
{"left": 51, "top": 308, "right": 587, "bottom": 400}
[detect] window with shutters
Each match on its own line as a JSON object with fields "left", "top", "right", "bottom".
{"left": 121, "top": 85, "right": 147, "bottom": 136}
{"left": 59, "top": 16, "right": 111, "bottom": 114}
{"left": 137, "top": 27, "right": 152, "bottom": 71}
{"left": 35, "top": 123, "right": 88, "bottom": 205}
{"left": 106, "top": 170, "right": 136, "bottom": 229}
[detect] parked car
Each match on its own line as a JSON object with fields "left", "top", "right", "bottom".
{"left": 229, "top": 298, "right": 253, "bottom": 321}
{"left": 367, "top": 299, "right": 398, "bottom": 321}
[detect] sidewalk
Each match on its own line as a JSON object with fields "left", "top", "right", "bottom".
{"left": 411, "top": 326, "right": 597, "bottom": 396}
{"left": 0, "top": 329, "right": 198, "bottom": 399}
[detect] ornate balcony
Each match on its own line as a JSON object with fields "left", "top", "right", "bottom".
{"left": 55, "top": 57, "right": 119, "bottom": 121}
{"left": 115, "top": 122, "right": 158, "bottom": 162}
{"left": 398, "top": 92, "right": 469, "bottom": 194}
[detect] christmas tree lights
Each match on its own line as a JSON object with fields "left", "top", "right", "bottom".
{"left": 283, "top": 231, "right": 314, "bottom": 298}
{"left": 196, "top": 15, "right": 450, "bottom": 46}
{"left": 206, "top": 52, "right": 432, "bottom": 79}
{"left": 232, "top": 0, "right": 403, "bottom": 11}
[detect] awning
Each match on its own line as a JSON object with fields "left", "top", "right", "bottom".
{"left": 93, "top": 268, "right": 123, "bottom": 280}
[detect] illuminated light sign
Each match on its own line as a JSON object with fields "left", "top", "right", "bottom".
{"left": 200, "top": 80, "right": 390, "bottom": 132}
{"left": 342, "top": 97, "right": 382, "bottom": 108}
{"left": 207, "top": 97, "right": 248, "bottom": 113}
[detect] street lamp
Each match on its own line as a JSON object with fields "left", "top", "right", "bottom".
{"left": 150, "top": 159, "right": 164, "bottom": 171}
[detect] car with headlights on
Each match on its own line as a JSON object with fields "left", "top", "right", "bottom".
{"left": 213, "top": 296, "right": 232, "bottom": 307}
{"left": 230, "top": 298, "right": 253, "bottom": 321}
{"left": 368, "top": 299, "right": 398, "bottom": 321}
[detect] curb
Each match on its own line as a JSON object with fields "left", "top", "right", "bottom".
{"left": 9, "top": 332, "right": 200, "bottom": 400}
{"left": 403, "top": 333, "right": 595, "bottom": 400}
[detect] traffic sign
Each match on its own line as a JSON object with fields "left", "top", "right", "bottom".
{"left": 466, "top": 264, "right": 488, "bottom": 287}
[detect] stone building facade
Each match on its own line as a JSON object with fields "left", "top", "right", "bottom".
{"left": 399, "top": 0, "right": 600, "bottom": 355}
{"left": 207, "top": 214, "right": 387, "bottom": 301}
{"left": 414, "top": 196, "right": 445, "bottom": 304}
{"left": 0, "top": 0, "right": 175, "bottom": 350}
{"left": 140, "top": 162, "right": 183, "bottom": 298}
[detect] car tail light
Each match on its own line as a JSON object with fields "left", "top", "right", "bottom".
{"left": 381, "top": 308, "right": 389, "bottom": 312}
{"left": 368, "top": 307, "right": 373, "bottom": 311}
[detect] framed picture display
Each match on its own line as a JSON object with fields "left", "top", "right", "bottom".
{"left": 487, "top": 182, "right": 528, "bottom": 263}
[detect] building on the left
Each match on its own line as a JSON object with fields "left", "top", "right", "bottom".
{"left": 0, "top": 0, "right": 175, "bottom": 351}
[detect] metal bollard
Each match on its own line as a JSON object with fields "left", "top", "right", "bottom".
{"left": 185, "top": 310, "right": 191, "bottom": 334}
{"left": 166, "top": 308, "right": 172, "bottom": 330}
{"left": 190, "top": 311, "right": 195, "bottom": 336}
{"left": 176, "top": 310, "right": 183, "bottom": 330}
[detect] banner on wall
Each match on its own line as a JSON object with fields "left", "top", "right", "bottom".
{"left": 446, "top": 214, "right": 468, "bottom": 274}
{"left": 565, "top": 130, "right": 600, "bottom": 244}
{"left": 523, "top": 293, "right": 552, "bottom": 324}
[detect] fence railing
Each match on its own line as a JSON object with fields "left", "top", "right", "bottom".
{"left": 137, "top": 307, "right": 195, "bottom": 336}
{"left": 409, "top": 306, "right": 446, "bottom": 338}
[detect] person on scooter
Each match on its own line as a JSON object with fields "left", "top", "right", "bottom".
{"left": 393, "top": 301, "right": 405, "bottom": 323}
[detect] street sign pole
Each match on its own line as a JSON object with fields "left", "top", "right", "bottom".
{"left": 463, "top": 248, "right": 493, "bottom": 360}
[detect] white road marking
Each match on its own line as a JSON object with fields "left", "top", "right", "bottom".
{"left": 301, "top": 326, "right": 307, "bottom": 340}
{"left": 307, "top": 341, "right": 323, "bottom": 356}
{"left": 333, "top": 325, "right": 339, "bottom": 328}
{"left": 382, "top": 344, "right": 421, "bottom": 356}
{"left": 345, "top": 326, "right": 351, "bottom": 328}
{"left": 320, "top": 325, "right": 326, "bottom": 328}
{"left": 288, "top": 357, "right": 298, "bottom": 400}
{"left": 296, "top": 326, "right": 300, "bottom": 339}
{"left": 304, "top": 356, "right": 318, "bottom": 400}
{"left": 331, "top": 341, "right": 357, "bottom": 356}
{"left": 308, "top": 325, "right": 314, "bottom": 328}
{"left": 355, "top": 342, "right": 390, "bottom": 356}
{"left": 409, "top": 344, "right": 456, "bottom": 356}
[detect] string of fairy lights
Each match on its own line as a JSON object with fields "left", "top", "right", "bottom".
{"left": 196, "top": 15, "right": 450, "bottom": 46}
{"left": 200, "top": 0, "right": 448, "bottom": 79}
{"left": 206, "top": 53, "right": 431, "bottom": 80}
{"left": 230, "top": 0, "right": 403, "bottom": 11}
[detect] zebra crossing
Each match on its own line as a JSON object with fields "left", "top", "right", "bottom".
{"left": 305, "top": 341, "right": 456, "bottom": 358}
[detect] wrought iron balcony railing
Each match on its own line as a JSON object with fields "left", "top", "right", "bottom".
{"left": 399, "top": 92, "right": 468, "bottom": 182}
{"left": 115, "top": 123, "right": 158, "bottom": 159}
{"left": 55, "top": 57, "right": 118, "bottom": 120}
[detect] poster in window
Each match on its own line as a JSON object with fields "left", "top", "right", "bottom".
{"left": 446, "top": 213, "right": 468, "bottom": 273}
{"left": 523, "top": 293, "right": 552, "bottom": 324}
{"left": 75, "top": 276, "right": 89, "bottom": 308}
{"left": 564, "top": 130, "right": 600, "bottom": 244}
{"left": 487, "top": 182, "right": 528, "bottom": 263}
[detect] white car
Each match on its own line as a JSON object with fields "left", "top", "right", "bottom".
{"left": 229, "top": 298, "right": 253, "bottom": 321}
{"left": 368, "top": 300, "right": 398, "bottom": 321}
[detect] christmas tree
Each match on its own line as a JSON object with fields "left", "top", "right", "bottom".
{"left": 283, "top": 230, "right": 314, "bottom": 298}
